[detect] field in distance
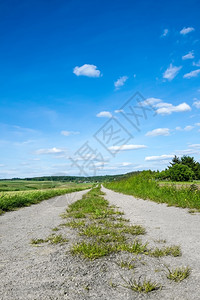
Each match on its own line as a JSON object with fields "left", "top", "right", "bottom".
{"left": 158, "top": 180, "right": 200, "bottom": 189}
{"left": 0, "top": 180, "right": 91, "bottom": 192}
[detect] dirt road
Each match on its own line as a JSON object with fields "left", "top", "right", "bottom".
{"left": 0, "top": 186, "right": 200, "bottom": 300}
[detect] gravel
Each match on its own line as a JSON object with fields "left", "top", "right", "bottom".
{"left": 0, "top": 186, "right": 200, "bottom": 300}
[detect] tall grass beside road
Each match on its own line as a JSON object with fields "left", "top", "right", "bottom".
{"left": 104, "top": 171, "right": 200, "bottom": 210}
{"left": 0, "top": 185, "right": 91, "bottom": 214}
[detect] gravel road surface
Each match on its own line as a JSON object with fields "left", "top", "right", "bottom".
{"left": 102, "top": 186, "right": 200, "bottom": 299}
{"left": 0, "top": 186, "right": 200, "bottom": 300}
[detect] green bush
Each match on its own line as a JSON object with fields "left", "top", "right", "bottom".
{"left": 168, "top": 164, "right": 195, "bottom": 182}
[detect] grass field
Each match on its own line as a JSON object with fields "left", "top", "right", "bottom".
{"left": 0, "top": 181, "right": 92, "bottom": 214}
{"left": 105, "top": 172, "right": 200, "bottom": 211}
{"left": 158, "top": 181, "right": 200, "bottom": 190}
{"left": 0, "top": 180, "right": 85, "bottom": 192}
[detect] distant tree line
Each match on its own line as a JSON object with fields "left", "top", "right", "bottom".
{"left": 0, "top": 171, "right": 142, "bottom": 182}
{"left": 156, "top": 155, "right": 200, "bottom": 182}
{"left": 0, "top": 174, "right": 128, "bottom": 183}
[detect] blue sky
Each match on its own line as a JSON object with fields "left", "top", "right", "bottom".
{"left": 0, "top": 0, "right": 200, "bottom": 178}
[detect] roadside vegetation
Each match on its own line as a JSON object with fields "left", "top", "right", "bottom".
{"left": 105, "top": 170, "right": 200, "bottom": 210}
{"left": 0, "top": 184, "right": 91, "bottom": 214}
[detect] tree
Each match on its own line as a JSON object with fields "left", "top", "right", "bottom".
{"left": 168, "top": 164, "right": 195, "bottom": 182}
{"left": 180, "top": 156, "right": 200, "bottom": 179}
{"left": 169, "top": 155, "right": 181, "bottom": 166}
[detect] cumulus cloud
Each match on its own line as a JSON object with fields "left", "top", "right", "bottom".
{"left": 156, "top": 102, "right": 191, "bottom": 115}
{"left": 184, "top": 69, "right": 200, "bottom": 79}
{"left": 61, "top": 131, "right": 80, "bottom": 136}
{"left": 141, "top": 97, "right": 191, "bottom": 115}
{"left": 180, "top": 27, "right": 195, "bottom": 35}
{"left": 193, "top": 100, "right": 200, "bottom": 108}
{"left": 193, "top": 60, "right": 200, "bottom": 67}
{"left": 96, "top": 111, "right": 112, "bottom": 118}
{"left": 35, "top": 147, "right": 66, "bottom": 155}
{"left": 146, "top": 128, "right": 170, "bottom": 137}
{"left": 184, "top": 125, "right": 194, "bottom": 131}
{"left": 163, "top": 64, "right": 182, "bottom": 81}
{"left": 182, "top": 51, "right": 194, "bottom": 60}
{"left": 175, "top": 125, "right": 195, "bottom": 131}
{"left": 161, "top": 29, "right": 169, "bottom": 37}
{"left": 145, "top": 154, "right": 174, "bottom": 161}
{"left": 141, "top": 97, "right": 162, "bottom": 106}
{"left": 108, "top": 144, "right": 147, "bottom": 151}
{"left": 73, "top": 64, "right": 101, "bottom": 77}
{"left": 114, "top": 76, "right": 128, "bottom": 90}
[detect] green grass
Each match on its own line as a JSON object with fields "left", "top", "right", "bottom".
{"left": 63, "top": 186, "right": 148, "bottom": 259}
{"left": 0, "top": 184, "right": 91, "bottom": 213}
{"left": 150, "top": 245, "right": 181, "bottom": 257}
{"left": 118, "top": 259, "right": 135, "bottom": 270}
{"left": 31, "top": 234, "right": 68, "bottom": 245}
{"left": 117, "top": 239, "right": 148, "bottom": 254}
{"left": 62, "top": 220, "right": 86, "bottom": 228}
{"left": 121, "top": 276, "right": 161, "bottom": 293}
{"left": 63, "top": 186, "right": 181, "bottom": 260}
{"left": 71, "top": 241, "right": 115, "bottom": 259}
{"left": 166, "top": 266, "right": 190, "bottom": 282}
{"left": 105, "top": 171, "right": 200, "bottom": 210}
{"left": 159, "top": 180, "right": 200, "bottom": 185}
{"left": 0, "top": 180, "right": 91, "bottom": 192}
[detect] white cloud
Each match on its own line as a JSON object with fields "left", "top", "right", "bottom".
{"left": 61, "top": 131, "right": 80, "bottom": 136}
{"left": 161, "top": 29, "right": 169, "bottom": 37}
{"left": 121, "top": 162, "right": 132, "bottom": 166}
{"left": 109, "top": 144, "right": 147, "bottom": 151}
{"left": 73, "top": 64, "right": 101, "bottom": 77}
{"left": 193, "top": 100, "right": 200, "bottom": 108}
{"left": 195, "top": 123, "right": 200, "bottom": 126}
{"left": 183, "top": 69, "right": 200, "bottom": 79}
{"left": 189, "top": 144, "right": 200, "bottom": 148}
{"left": 115, "top": 109, "right": 124, "bottom": 113}
{"left": 156, "top": 102, "right": 191, "bottom": 115}
{"left": 96, "top": 111, "right": 112, "bottom": 118}
{"left": 0, "top": 164, "right": 5, "bottom": 167}
{"left": 141, "top": 97, "right": 191, "bottom": 115}
{"left": 146, "top": 128, "right": 170, "bottom": 137}
{"left": 145, "top": 154, "right": 174, "bottom": 161}
{"left": 114, "top": 76, "right": 128, "bottom": 90}
{"left": 175, "top": 125, "right": 195, "bottom": 131}
{"left": 141, "top": 97, "right": 162, "bottom": 106}
{"left": 163, "top": 64, "right": 182, "bottom": 81}
{"left": 176, "top": 148, "right": 199, "bottom": 155}
{"left": 182, "top": 51, "right": 194, "bottom": 60}
{"left": 35, "top": 147, "right": 66, "bottom": 155}
{"left": 180, "top": 27, "right": 195, "bottom": 35}
{"left": 184, "top": 125, "right": 194, "bottom": 131}
{"left": 193, "top": 60, "right": 200, "bottom": 67}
